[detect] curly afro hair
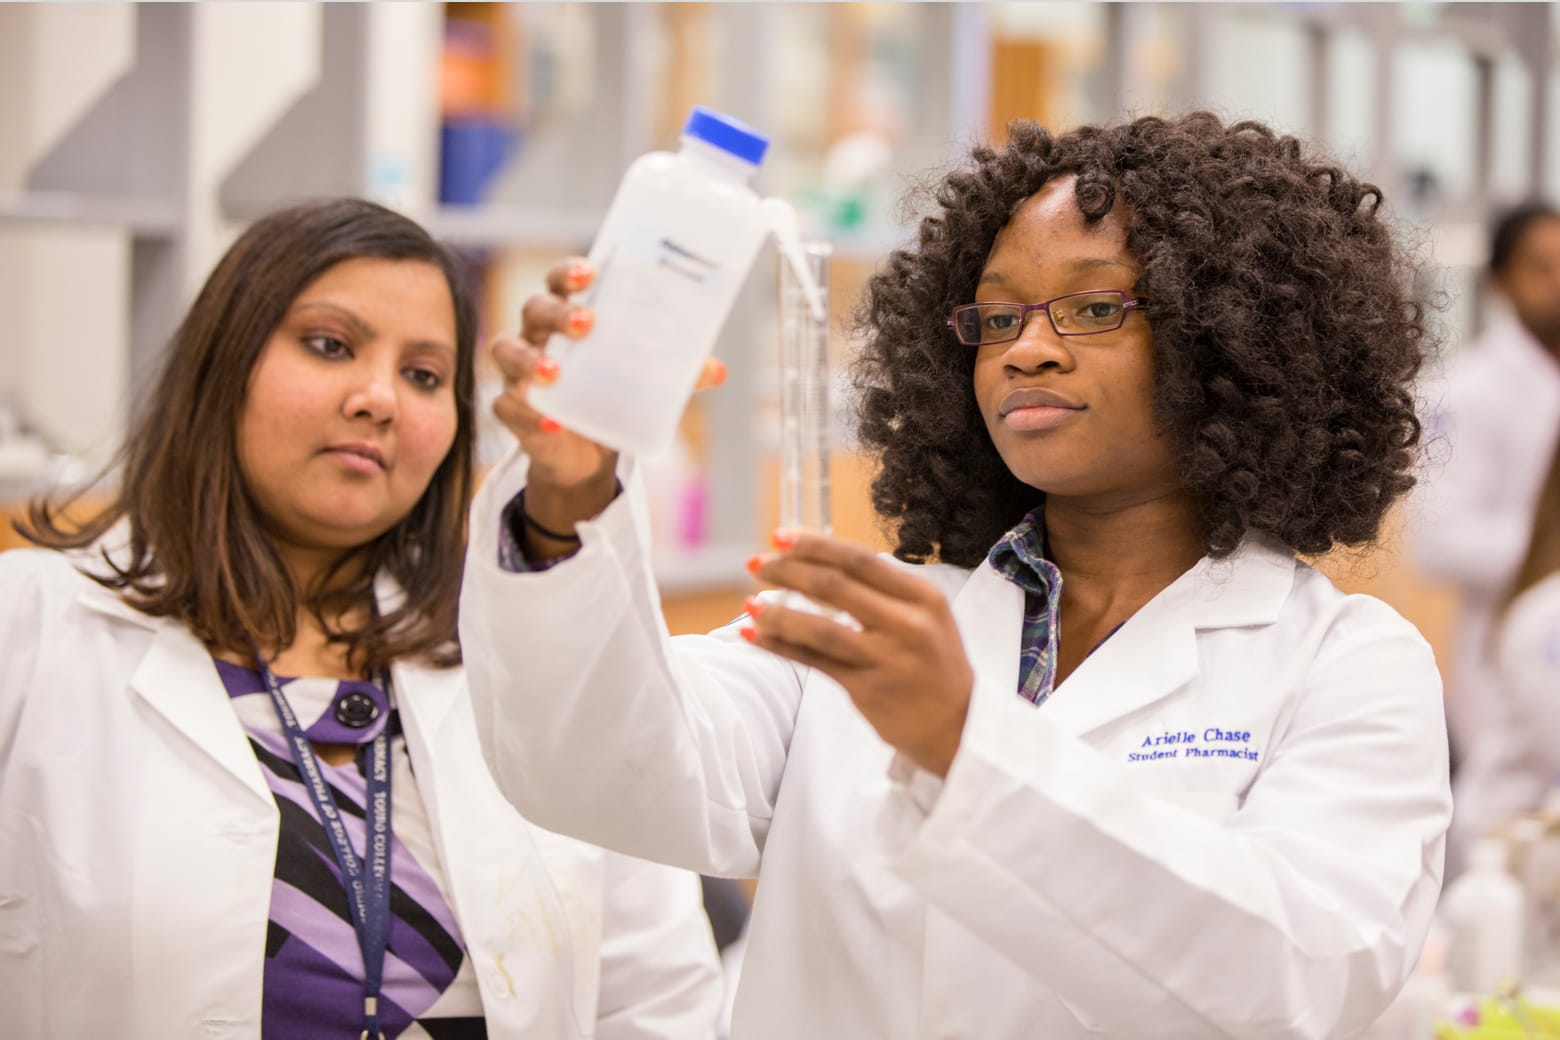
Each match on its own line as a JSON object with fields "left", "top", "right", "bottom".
{"left": 852, "top": 112, "right": 1428, "bottom": 567}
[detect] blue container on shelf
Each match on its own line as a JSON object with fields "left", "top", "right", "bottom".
{"left": 439, "top": 117, "right": 517, "bottom": 205}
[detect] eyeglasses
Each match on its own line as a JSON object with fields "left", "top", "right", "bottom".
{"left": 945, "top": 291, "right": 1148, "bottom": 346}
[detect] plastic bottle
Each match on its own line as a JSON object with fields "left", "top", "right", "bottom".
{"left": 1443, "top": 838, "right": 1526, "bottom": 995}
{"left": 1520, "top": 779, "right": 1560, "bottom": 984}
{"left": 530, "top": 106, "right": 821, "bottom": 458}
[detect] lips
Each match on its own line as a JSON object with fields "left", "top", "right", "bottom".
{"left": 324, "top": 443, "right": 388, "bottom": 470}
{"left": 999, "top": 387, "right": 1084, "bottom": 417}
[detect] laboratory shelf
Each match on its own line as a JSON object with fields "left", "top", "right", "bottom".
{"left": 419, "top": 206, "right": 602, "bottom": 251}
{"left": 0, "top": 193, "right": 183, "bottom": 238}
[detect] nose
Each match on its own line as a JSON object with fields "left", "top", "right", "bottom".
{"left": 343, "top": 364, "right": 398, "bottom": 424}
{"left": 1000, "top": 312, "right": 1075, "bottom": 374}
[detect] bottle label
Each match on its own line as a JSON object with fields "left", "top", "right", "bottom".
{"left": 536, "top": 223, "right": 753, "bottom": 455}
{"left": 591, "top": 227, "right": 733, "bottom": 303}
{"left": 585, "top": 226, "right": 741, "bottom": 365}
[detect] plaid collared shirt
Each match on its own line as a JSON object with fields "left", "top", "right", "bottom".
{"left": 987, "top": 509, "right": 1127, "bottom": 705}
{"left": 986, "top": 509, "right": 1064, "bottom": 706}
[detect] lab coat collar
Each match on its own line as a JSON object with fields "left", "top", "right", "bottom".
{"left": 58, "top": 543, "right": 265, "bottom": 804}
{"left": 129, "top": 616, "right": 276, "bottom": 805}
{"left": 74, "top": 547, "right": 461, "bottom": 808}
{"left": 954, "top": 534, "right": 1297, "bottom": 738}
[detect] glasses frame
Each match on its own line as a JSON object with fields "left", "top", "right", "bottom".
{"left": 945, "top": 290, "right": 1149, "bottom": 346}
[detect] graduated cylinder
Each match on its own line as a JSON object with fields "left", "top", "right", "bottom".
{"left": 778, "top": 241, "right": 833, "bottom": 534}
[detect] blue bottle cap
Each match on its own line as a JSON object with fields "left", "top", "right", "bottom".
{"left": 683, "top": 106, "right": 769, "bottom": 166}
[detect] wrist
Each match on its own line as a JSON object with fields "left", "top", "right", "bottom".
{"left": 524, "top": 464, "right": 619, "bottom": 533}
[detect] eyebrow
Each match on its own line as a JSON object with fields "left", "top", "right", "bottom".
{"left": 290, "top": 300, "right": 456, "bottom": 357}
{"left": 979, "top": 257, "right": 1136, "bottom": 286}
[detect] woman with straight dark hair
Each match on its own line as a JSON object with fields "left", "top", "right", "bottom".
{"left": 0, "top": 198, "right": 720, "bottom": 1040}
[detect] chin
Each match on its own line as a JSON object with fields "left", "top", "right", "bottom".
{"left": 296, "top": 511, "right": 400, "bottom": 550}
{"left": 995, "top": 451, "right": 1080, "bottom": 495}
{"left": 1007, "top": 465, "right": 1117, "bottom": 501}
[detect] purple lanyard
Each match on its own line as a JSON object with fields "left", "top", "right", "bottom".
{"left": 255, "top": 657, "right": 392, "bottom": 1040}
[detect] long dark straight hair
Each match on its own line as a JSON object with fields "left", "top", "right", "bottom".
{"left": 18, "top": 198, "right": 479, "bottom": 672}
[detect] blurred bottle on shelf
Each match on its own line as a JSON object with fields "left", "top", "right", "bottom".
{"left": 1506, "top": 781, "right": 1560, "bottom": 986}
{"left": 1443, "top": 838, "right": 1526, "bottom": 996}
{"left": 439, "top": 16, "right": 517, "bottom": 206}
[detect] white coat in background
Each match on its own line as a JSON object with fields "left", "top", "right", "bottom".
{"left": 460, "top": 451, "right": 1453, "bottom": 1040}
{"left": 0, "top": 546, "right": 722, "bottom": 1040}
{"left": 1410, "top": 317, "right": 1560, "bottom": 866}
{"left": 1497, "top": 573, "right": 1560, "bottom": 790}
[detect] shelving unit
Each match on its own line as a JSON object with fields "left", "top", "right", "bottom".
{"left": 0, "top": 3, "right": 989, "bottom": 604}
{"left": 0, "top": 193, "right": 183, "bottom": 238}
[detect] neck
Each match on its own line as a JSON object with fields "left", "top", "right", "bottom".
{"left": 237, "top": 540, "right": 372, "bottom": 679}
{"left": 275, "top": 541, "right": 368, "bottom": 598}
{"left": 1042, "top": 489, "right": 1205, "bottom": 607}
{"left": 219, "top": 604, "right": 367, "bottom": 681}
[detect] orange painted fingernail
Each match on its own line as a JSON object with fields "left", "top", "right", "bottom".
{"left": 538, "top": 417, "right": 563, "bottom": 434}
{"left": 745, "top": 555, "right": 764, "bottom": 575}
{"left": 566, "top": 309, "right": 593, "bottom": 336}
{"left": 534, "top": 356, "right": 560, "bottom": 383}
{"left": 744, "top": 596, "right": 763, "bottom": 617}
{"left": 739, "top": 626, "right": 757, "bottom": 643}
{"left": 708, "top": 358, "right": 728, "bottom": 387}
{"left": 566, "top": 261, "right": 592, "bottom": 287}
{"left": 771, "top": 529, "right": 797, "bottom": 551}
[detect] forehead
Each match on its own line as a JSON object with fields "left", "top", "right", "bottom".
{"left": 294, "top": 256, "right": 450, "bottom": 304}
{"left": 992, "top": 176, "right": 1129, "bottom": 254}
{"left": 979, "top": 176, "right": 1141, "bottom": 294}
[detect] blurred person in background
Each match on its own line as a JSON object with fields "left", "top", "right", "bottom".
{"left": 1460, "top": 433, "right": 1560, "bottom": 829}
{"left": 1492, "top": 440, "right": 1560, "bottom": 804}
{"left": 1414, "top": 203, "right": 1560, "bottom": 871}
{"left": 0, "top": 198, "right": 720, "bottom": 1040}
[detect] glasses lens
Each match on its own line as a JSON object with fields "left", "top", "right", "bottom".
{"left": 956, "top": 304, "right": 1025, "bottom": 345}
{"left": 1052, "top": 292, "right": 1126, "bottom": 333}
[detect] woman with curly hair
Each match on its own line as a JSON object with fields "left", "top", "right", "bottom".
{"left": 462, "top": 112, "right": 1452, "bottom": 1039}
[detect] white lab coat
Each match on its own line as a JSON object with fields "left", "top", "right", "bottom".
{"left": 460, "top": 450, "right": 1452, "bottom": 1040}
{"left": 1495, "top": 573, "right": 1560, "bottom": 791}
{"left": 1410, "top": 317, "right": 1560, "bottom": 866}
{"left": 0, "top": 545, "right": 721, "bottom": 1040}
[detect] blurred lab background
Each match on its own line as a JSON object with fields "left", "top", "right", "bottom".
{"left": 2, "top": 4, "right": 1559, "bottom": 1033}
{"left": 0, "top": 2, "right": 1547, "bottom": 622}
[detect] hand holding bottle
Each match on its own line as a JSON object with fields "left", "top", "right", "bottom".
{"left": 490, "top": 257, "right": 726, "bottom": 554}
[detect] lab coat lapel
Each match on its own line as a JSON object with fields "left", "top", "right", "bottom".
{"left": 1039, "top": 579, "right": 1201, "bottom": 738}
{"left": 375, "top": 569, "right": 464, "bottom": 838}
{"left": 961, "top": 538, "right": 1298, "bottom": 739}
{"left": 951, "top": 561, "right": 1026, "bottom": 705}
{"left": 112, "top": 601, "right": 273, "bottom": 806}
{"left": 390, "top": 656, "right": 463, "bottom": 838}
